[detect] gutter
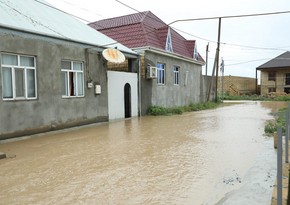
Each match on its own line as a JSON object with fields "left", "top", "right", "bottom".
{"left": 133, "top": 46, "right": 205, "bottom": 66}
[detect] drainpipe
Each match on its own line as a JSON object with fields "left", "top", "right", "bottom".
{"left": 138, "top": 56, "right": 142, "bottom": 117}
{"left": 255, "top": 69, "right": 258, "bottom": 94}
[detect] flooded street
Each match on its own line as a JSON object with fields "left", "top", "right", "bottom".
{"left": 0, "top": 101, "right": 288, "bottom": 205}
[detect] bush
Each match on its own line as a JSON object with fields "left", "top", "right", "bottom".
{"left": 264, "top": 107, "right": 287, "bottom": 136}
{"left": 274, "top": 96, "right": 290, "bottom": 101}
{"left": 147, "top": 102, "right": 219, "bottom": 116}
{"left": 147, "top": 106, "right": 169, "bottom": 116}
{"left": 170, "top": 107, "right": 184, "bottom": 115}
{"left": 264, "top": 120, "right": 277, "bottom": 135}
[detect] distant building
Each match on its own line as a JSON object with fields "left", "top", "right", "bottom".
{"left": 218, "top": 75, "right": 256, "bottom": 96}
{"left": 256, "top": 51, "right": 290, "bottom": 95}
{"left": 89, "top": 11, "right": 209, "bottom": 115}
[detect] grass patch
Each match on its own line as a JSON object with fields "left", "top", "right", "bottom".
{"left": 264, "top": 107, "right": 287, "bottom": 136}
{"left": 147, "top": 102, "right": 219, "bottom": 116}
{"left": 223, "top": 94, "right": 268, "bottom": 101}
{"left": 222, "top": 94, "right": 290, "bottom": 101}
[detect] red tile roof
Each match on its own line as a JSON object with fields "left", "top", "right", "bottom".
{"left": 89, "top": 11, "right": 204, "bottom": 62}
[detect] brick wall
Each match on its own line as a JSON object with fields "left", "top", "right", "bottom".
{"left": 260, "top": 69, "right": 290, "bottom": 95}
{"left": 107, "top": 60, "right": 129, "bottom": 72}
{"left": 218, "top": 75, "right": 256, "bottom": 96}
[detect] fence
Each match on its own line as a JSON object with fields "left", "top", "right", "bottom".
{"left": 276, "top": 104, "right": 290, "bottom": 205}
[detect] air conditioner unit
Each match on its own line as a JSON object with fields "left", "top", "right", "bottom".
{"left": 147, "top": 66, "right": 157, "bottom": 79}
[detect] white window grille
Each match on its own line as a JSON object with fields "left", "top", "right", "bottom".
{"left": 61, "top": 60, "right": 84, "bottom": 97}
{"left": 165, "top": 28, "right": 173, "bottom": 53}
{"left": 157, "top": 63, "right": 165, "bottom": 85}
{"left": 173, "top": 66, "right": 179, "bottom": 85}
{"left": 1, "top": 53, "right": 37, "bottom": 100}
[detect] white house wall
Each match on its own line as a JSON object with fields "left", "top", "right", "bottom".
{"left": 107, "top": 71, "right": 138, "bottom": 120}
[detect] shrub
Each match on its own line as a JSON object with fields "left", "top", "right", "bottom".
{"left": 170, "top": 107, "right": 184, "bottom": 115}
{"left": 147, "top": 106, "right": 168, "bottom": 116}
{"left": 264, "top": 120, "right": 277, "bottom": 135}
{"left": 147, "top": 102, "right": 219, "bottom": 116}
{"left": 265, "top": 107, "right": 287, "bottom": 136}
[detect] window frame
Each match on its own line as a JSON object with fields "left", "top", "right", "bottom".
{"left": 61, "top": 60, "right": 85, "bottom": 98}
{"left": 268, "top": 71, "right": 276, "bottom": 81}
{"left": 1, "top": 53, "right": 37, "bottom": 101}
{"left": 173, "top": 66, "right": 179, "bottom": 85}
{"left": 285, "top": 73, "right": 290, "bottom": 85}
{"left": 157, "top": 63, "right": 165, "bottom": 85}
{"left": 165, "top": 28, "right": 173, "bottom": 53}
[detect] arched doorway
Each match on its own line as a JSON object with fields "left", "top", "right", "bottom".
{"left": 124, "top": 83, "right": 131, "bottom": 118}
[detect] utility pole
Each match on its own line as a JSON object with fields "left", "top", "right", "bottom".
{"left": 205, "top": 43, "right": 209, "bottom": 76}
{"left": 207, "top": 52, "right": 217, "bottom": 102}
{"left": 215, "top": 18, "right": 222, "bottom": 103}
{"left": 220, "top": 58, "right": 224, "bottom": 102}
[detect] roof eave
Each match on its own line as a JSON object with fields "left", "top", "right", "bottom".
{"left": 257, "top": 66, "right": 290, "bottom": 70}
{"left": 133, "top": 46, "right": 205, "bottom": 66}
{"left": 0, "top": 24, "right": 138, "bottom": 58}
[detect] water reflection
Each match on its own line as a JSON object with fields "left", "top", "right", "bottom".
{"left": 0, "top": 101, "right": 283, "bottom": 204}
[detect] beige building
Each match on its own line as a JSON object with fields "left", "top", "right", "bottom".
{"left": 256, "top": 51, "right": 290, "bottom": 95}
{"left": 218, "top": 75, "right": 256, "bottom": 96}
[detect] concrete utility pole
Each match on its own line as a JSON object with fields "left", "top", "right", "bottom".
{"left": 206, "top": 18, "right": 222, "bottom": 102}
{"left": 215, "top": 18, "right": 222, "bottom": 103}
{"left": 205, "top": 43, "right": 209, "bottom": 76}
{"left": 220, "top": 58, "right": 224, "bottom": 102}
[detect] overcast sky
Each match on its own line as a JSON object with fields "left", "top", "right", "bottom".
{"left": 45, "top": 0, "right": 290, "bottom": 78}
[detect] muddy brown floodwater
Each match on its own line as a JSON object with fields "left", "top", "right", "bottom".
{"left": 0, "top": 101, "right": 288, "bottom": 205}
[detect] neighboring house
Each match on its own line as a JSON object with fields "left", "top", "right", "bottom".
{"left": 256, "top": 51, "right": 290, "bottom": 95}
{"left": 0, "top": 0, "right": 138, "bottom": 139}
{"left": 218, "top": 75, "right": 256, "bottom": 96}
{"left": 89, "top": 11, "right": 205, "bottom": 115}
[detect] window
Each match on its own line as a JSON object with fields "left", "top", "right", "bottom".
{"left": 1, "top": 53, "right": 36, "bottom": 100}
{"left": 165, "top": 28, "right": 173, "bottom": 52}
{"left": 268, "top": 72, "right": 276, "bottom": 81}
{"left": 157, "top": 63, "right": 165, "bottom": 85}
{"left": 173, "top": 66, "right": 179, "bottom": 85}
{"left": 193, "top": 44, "right": 198, "bottom": 60}
{"left": 61, "top": 60, "right": 84, "bottom": 97}
{"left": 285, "top": 73, "right": 290, "bottom": 85}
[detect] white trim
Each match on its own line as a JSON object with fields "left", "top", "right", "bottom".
{"left": 173, "top": 66, "right": 180, "bottom": 85}
{"left": 1, "top": 53, "right": 37, "bottom": 100}
{"left": 61, "top": 60, "right": 85, "bottom": 98}
{"left": 133, "top": 46, "right": 205, "bottom": 66}
{"left": 157, "top": 63, "right": 165, "bottom": 85}
{"left": 165, "top": 28, "right": 173, "bottom": 52}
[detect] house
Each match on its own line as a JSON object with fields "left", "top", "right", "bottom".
{"left": 256, "top": 51, "right": 290, "bottom": 95}
{"left": 218, "top": 75, "right": 256, "bottom": 96}
{"left": 89, "top": 11, "right": 206, "bottom": 115}
{"left": 0, "top": 0, "right": 139, "bottom": 139}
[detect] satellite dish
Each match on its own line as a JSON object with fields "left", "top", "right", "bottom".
{"left": 102, "top": 48, "right": 126, "bottom": 63}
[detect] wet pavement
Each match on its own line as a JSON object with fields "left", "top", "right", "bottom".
{"left": 0, "top": 101, "right": 288, "bottom": 205}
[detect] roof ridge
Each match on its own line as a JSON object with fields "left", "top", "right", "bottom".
{"left": 139, "top": 11, "right": 150, "bottom": 23}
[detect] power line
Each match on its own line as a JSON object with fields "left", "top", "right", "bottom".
{"left": 36, "top": 0, "right": 157, "bottom": 48}
{"left": 59, "top": 0, "right": 104, "bottom": 18}
{"left": 115, "top": 0, "right": 140, "bottom": 13}
{"left": 39, "top": 0, "right": 290, "bottom": 54}
{"left": 34, "top": 0, "right": 91, "bottom": 23}
{"left": 173, "top": 24, "right": 289, "bottom": 52}
{"left": 1, "top": 0, "right": 67, "bottom": 38}
{"left": 169, "top": 10, "right": 290, "bottom": 25}
{"left": 115, "top": 0, "right": 290, "bottom": 52}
